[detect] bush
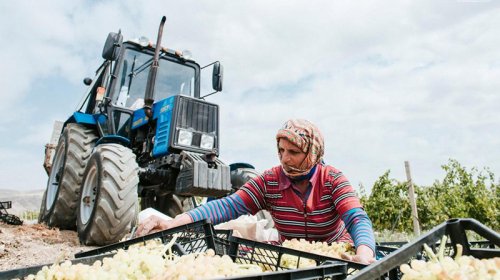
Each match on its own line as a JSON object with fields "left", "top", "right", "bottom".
{"left": 360, "top": 159, "right": 499, "bottom": 233}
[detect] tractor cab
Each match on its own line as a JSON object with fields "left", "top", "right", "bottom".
{"left": 79, "top": 31, "right": 222, "bottom": 147}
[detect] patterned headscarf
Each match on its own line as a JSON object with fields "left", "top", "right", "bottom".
{"left": 276, "top": 119, "right": 324, "bottom": 178}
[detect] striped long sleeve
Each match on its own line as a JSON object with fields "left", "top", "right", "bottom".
{"left": 341, "top": 207, "right": 376, "bottom": 255}
{"left": 186, "top": 192, "right": 252, "bottom": 225}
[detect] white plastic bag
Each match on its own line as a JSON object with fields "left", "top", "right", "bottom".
{"left": 138, "top": 207, "right": 173, "bottom": 223}
{"left": 215, "top": 214, "right": 279, "bottom": 242}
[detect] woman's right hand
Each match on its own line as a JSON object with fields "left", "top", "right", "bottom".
{"left": 135, "top": 215, "right": 171, "bottom": 237}
{"left": 135, "top": 213, "right": 193, "bottom": 237}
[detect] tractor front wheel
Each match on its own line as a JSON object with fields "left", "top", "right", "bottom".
{"left": 39, "top": 124, "right": 97, "bottom": 229}
{"left": 77, "top": 144, "right": 139, "bottom": 246}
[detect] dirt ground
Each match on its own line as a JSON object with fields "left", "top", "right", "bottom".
{"left": 0, "top": 222, "right": 96, "bottom": 272}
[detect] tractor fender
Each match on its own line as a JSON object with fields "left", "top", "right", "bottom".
{"left": 95, "top": 135, "right": 131, "bottom": 147}
{"left": 229, "top": 162, "right": 255, "bottom": 172}
{"left": 65, "top": 112, "right": 97, "bottom": 126}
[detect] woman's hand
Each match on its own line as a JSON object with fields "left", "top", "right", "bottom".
{"left": 341, "top": 245, "right": 376, "bottom": 265}
{"left": 135, "top": 213, "right": 193, "bottom": 237}
{"left": 135, "top": 215, "right": 171, "bottom": 237}
{"left": 341, "top": 252, "right": 375, "bottom": 264}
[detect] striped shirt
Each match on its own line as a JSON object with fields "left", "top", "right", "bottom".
{"left": 187, "top": 164, "right": 375, "bottom": 253}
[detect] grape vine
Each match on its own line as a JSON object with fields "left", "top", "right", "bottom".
{"left": 359, "top": 159, "right": 499, "bottom": 233}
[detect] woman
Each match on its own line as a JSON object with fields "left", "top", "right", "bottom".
{"left": 136, "top": 119, "right": 376, "bottom": 264}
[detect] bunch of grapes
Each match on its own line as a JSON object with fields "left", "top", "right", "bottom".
{"left": 279, "top": 253, "right": 317, "bottom": 270}
{"left": 24, "top": 240, "right": 169, "bottom": 280}
{"left": 275, "top": 239, "right": 355, "bottom": 270}
{"left": 400, "top": 236, "right": 499, "bottom": 280}
{"left": 21, "top": 237, "right": 263, "bottom": 280}
{"left": 157, "top": 249, "right": 262, "bottom": 280}
{"left": 282, "top": 238, "right": 355, "bottom": 259}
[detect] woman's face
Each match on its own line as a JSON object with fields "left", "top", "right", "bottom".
{"left": 278, "top": 138, "right": 307, "bottom": 169}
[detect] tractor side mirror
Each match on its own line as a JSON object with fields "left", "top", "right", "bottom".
{"left": 102, "top": 32, "right": 123, "bottom": 61}
{"left": 83, "top": 77, "right": 93, "bottom": 86}
{"left": 212, "top": 62, "right": 223, "bottom": 92}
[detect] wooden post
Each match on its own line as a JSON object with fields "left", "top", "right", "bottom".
{"left": 405, "top": 161, "right": 421, "bottom": 236}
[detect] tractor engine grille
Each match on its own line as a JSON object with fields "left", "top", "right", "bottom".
{"left": 171, "top": 96, "right": 219, "bottom": 153}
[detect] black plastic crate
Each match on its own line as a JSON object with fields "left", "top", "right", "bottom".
{"left": 223, "top": 261, "right": 347, "bottom": 280}
{"left": 375, "top": 240, "right": 497, "bottom": 258}
{"left": 214, "top": 229, "right": 233, "bottom": 255}
{"left": 226, "top": 236, "right": 350, "bottom": 279}
{"left": 273, "top": 241, "right": 398, "bottom": 276}
{"left": 1, "top": 220, "right": 216, "bottom": 280}
{"left": 351, "top": 218, "right": 500, "bottom": 280}
{"left": 216, "top": 234, "right": 372, "bottom": 277}
{"left": 377, "top": 241, "right": 407, "bottom": 247}
{"left": 75, "top": 219, "right": 217, "bottom": 258}
{"left": 0, "top": 243, "right": 192, "bottom": 280}
{"left": 375, "top": 244, "right": 399, "bottom": 260}
{"left": 2, "top": 223, "right": 347, "bottom": 280}
{"left": 1, "top": 254, "right": 346, "bottom": 280}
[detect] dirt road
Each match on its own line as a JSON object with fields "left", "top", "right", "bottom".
{"left": 0, "top": 222, "right": 95, "bottom": 272}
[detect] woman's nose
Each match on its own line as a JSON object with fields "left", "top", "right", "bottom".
{"left": 281, "top": 152, "right": 291, "bottom": 164}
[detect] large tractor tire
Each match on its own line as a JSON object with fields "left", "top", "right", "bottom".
{"left": 230, "top": 167, "right": 260, "bottom": 191}
{"left": 155, "top": 194, "right": 195, "bottom": 218}
{"left": 230, "top": 167, "right": 273, "bottom": 227}
{"left": 140, "top": 190, "right": 195, "bottom": 218}
{"left": 77, "top": 144, "right": 139, "bottom": 245}
{"left": 38, "top": 189, "right": 47, "bottom": 224}
{"left": 39, "top": 124, "right": 97, "bottom": 229}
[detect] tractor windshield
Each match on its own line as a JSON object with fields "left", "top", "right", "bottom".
{"left": 113, "top": 48, "right": 196, "bottom": 109}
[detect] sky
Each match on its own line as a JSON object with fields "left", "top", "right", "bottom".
{"left": 1, "top": 0, "right": 499, "bottom": 193}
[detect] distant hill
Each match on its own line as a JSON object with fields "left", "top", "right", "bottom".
{"left": 0, "top": 189, "right": 44, "bottom": 215}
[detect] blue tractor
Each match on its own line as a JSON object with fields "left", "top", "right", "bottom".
{"left": 39, "top": 17, "right": 254, "bottom": 245}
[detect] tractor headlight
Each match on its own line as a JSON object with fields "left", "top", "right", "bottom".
{"left": 200, "top": 134, "right": 215, "bottom": 150}
{"left": 138, "top": 36, "right": 150, "bottom": 47}
{"left": 178, "top": 129, "right": 193, "bottom": 146}
{"left": 181, "top": 49, "right": 193, "bottom": 60}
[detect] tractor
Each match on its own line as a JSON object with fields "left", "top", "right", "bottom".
{"left": 39, "top": 17, "right": 258, "bottom": 245}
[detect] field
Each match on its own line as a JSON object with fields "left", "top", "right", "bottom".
{"left": 0, "top": 190, "right": 96, "bottom": 271}
{"left": 0, "top": 189, "right": 43, "bottom": 217}
{"left": 0, "top": 222, "right": 95, "bottom": 271}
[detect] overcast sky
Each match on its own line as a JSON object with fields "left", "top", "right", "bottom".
{"left": 1, "top": 0, "right": 499, "bottom": 193}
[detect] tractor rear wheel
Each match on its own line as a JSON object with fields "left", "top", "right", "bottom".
{"left": 77, "top": 144, "right": 139, "bottom": 245}
{"left": 39, "top": 124, "right": 97, "bottom": 229}
{"left": 230, "top": 168, "right": 260, "bottom": 191}
{"left": 230, "top": 167, "right": 272, "bottom": 226}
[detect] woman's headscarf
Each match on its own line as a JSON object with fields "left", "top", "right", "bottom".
{"left": 276, "top": 119, "right": 324, "bottom": 178}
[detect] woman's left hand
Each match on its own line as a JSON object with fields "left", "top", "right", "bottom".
{"left": 341, "top": 252, "right": 375, "bottom": 264}
{"left": 341, "top": 244, "right": 376, "bottom": 264}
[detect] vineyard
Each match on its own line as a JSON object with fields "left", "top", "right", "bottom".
{"left": 360, "top": 159, "right": 499, "bottom": 234}
{"left": 12, "top": 158, "right": 500, "bottom": 236}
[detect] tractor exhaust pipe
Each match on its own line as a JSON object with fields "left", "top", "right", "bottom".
{"left": 143, "top": 16, "right": 166, "bottom": 118}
